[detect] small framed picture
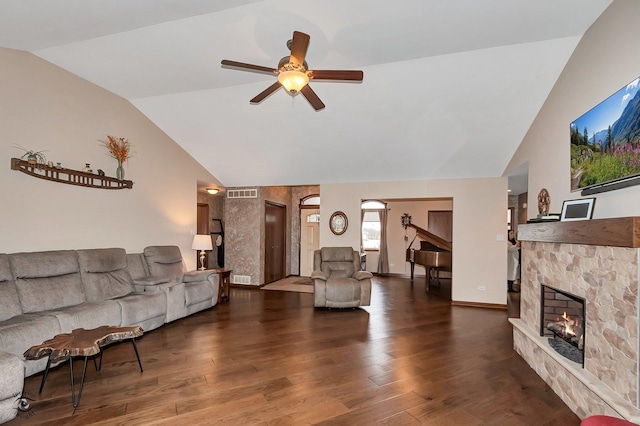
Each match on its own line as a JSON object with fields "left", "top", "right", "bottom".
{"left": 560, "top": 198, "right": 596, "bottom": 222}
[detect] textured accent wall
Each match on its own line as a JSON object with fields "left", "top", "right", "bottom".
{"left": 225, "top": 189, "right": 260, "bottom": 285}
{"left": 224, "top": 185, "right": 318, "bottom": 285}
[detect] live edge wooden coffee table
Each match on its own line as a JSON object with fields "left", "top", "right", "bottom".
{"left": 24, "top": 325, "right": 144, "bottom": 408}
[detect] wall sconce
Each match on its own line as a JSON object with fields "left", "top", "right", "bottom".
{"left": 207, "top": 188, "right": 219, "bottom": 195}
{"left": 192, "top": 234, "right": 213, "bottom": 270}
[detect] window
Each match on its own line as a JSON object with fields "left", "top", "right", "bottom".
{"left": 306, "top": 213, "right": 320, "bottom": 223}
{"left": 361, "top": 200, "right": 385, "bottom": 251}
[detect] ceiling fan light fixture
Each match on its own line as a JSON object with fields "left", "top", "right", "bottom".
{"left": 278, "top": 70, "right": 309, "bottom": 93}
{"left": 278, "top": 62, "right": 309, "bottom": 94}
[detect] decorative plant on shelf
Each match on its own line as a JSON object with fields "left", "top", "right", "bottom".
{"left": 13, "top": 145, "right": 47, "bottom": 167}
{"left": 98, "top": 135, "right": 133, "bottom": 180}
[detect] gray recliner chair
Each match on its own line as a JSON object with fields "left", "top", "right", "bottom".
{"left": 311, "top": 247, "right": 373, "bottom": 308}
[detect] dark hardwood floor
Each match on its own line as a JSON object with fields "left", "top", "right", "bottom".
{"left": 9, "top": 276, "right": 577, "bottom": 425}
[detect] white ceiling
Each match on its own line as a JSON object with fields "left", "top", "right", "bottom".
{"left": 0, "top": 0, "right": 612, "bottom": 188}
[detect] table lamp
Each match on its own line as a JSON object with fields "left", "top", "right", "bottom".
{"left": 192, "top": 234, "right": 213, "bottom": 270}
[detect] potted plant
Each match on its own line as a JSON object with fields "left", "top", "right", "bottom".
{"left": 13, "top": 145, "right": 47, "bottom": 167}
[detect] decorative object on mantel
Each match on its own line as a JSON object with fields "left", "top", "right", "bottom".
{"left": 560, "top": 198, "right": 596, "bottom": 222}
{"left": 537, "top": 188, "right": 550, "bottom": 215}
{"left": 192, "top": 234, "right": 213, "bottom": 270}
{"left": 97, "top": 169, "right": 105, "bottom": 177}
{"left": 98, "top": 135, "right": 132, "bottom": 181}
{"left": 13, "top": 145, "right": 47, "bottom": 167}
{"left": 10, "top": 158, "right": 133, "bottom": 189}
{"left": 82, "top": 163, "right": 93, "bottom": 173}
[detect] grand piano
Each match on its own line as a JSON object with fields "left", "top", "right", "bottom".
{"left": 402, "top": 214, "right": 452, "bottom": 291}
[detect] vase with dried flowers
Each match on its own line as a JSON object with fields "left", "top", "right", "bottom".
{"left": 98, "top": 135, "right": 132, "bottom": 180}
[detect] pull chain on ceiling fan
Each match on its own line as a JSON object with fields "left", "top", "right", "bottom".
{"left": 221, "top": 31, "right": 363, "bottom": 111}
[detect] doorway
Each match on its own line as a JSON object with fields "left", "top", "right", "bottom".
{"left": 265, "top": 202, "right": 286, "bottom": 284}
{"left": 300, "top": 209, "right": 320, "bottom": 276}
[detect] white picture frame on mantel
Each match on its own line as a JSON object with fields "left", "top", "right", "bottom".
{"left": 560, "top": 198, "right": 596, "bottom": 222}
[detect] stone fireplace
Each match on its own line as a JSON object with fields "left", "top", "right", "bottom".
{"left": 509, "top": 217, "right": 640, "bottom": 422}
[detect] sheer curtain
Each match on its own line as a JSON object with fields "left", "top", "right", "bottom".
{"left": 377, "top": 208, "right": 389, "bottom": 274}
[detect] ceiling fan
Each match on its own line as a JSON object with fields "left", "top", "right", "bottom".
{"left": 221, "top": 31, "right": 363, "bottom": 111}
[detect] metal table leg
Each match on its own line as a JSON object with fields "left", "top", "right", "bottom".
{"left": 131, "top": 338, "right": 143, "bottom": 372}
{"left": 69, "top": 356, "right": 89, "bottom": 409}
{"left": 38, "top": 356, "right": 53, "bottom": 393}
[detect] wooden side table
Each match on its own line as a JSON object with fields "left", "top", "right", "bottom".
{"left": 210, "top": 268, "right": 232, "bottom": 303}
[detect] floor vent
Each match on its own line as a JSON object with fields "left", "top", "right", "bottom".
{"left": 232, "top": 275, "right": 251, "bottom": 285}
{"left": 227, "top": 189, "right": 257, "bottom": 199}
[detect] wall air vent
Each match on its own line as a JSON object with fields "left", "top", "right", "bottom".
{"left": 227, "top": 189, "right": 258, "bottom": 199}
{"left": 232, "top": 275, "right": 251, "bottom": 285}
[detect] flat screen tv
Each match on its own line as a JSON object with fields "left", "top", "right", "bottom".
{"left": 570, "top": 75, "right": 640, "bottom": 194}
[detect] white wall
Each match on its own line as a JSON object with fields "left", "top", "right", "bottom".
{"left": 506, "top": 1, "right": 640, "bottom": 218}
{"left": 320, "top": 178, "right": 508, "bottom": 306}
{"left": 0, "top": 48, "right": 220, "bottom": 269}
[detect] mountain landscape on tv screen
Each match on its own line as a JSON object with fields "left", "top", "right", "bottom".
{"left": 570, "top": 84, "right": 640, "bottom": 191}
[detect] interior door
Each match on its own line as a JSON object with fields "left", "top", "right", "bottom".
{"left": 300, "top": 209, "right": 320, "bottom": 277}
{"left": 265, "top": 202, "right": 286, "bottom": 284}
{"left": 428, "top": 210, "right": 453, "bottom": 242}
{"left": 428, "top": 210, "right": 453, "bottom": 279}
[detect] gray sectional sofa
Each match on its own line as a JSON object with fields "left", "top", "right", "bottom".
{"left": 0, "top": 245, "right": 219, "bottom": 424}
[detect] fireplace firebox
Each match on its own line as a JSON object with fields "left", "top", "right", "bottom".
{"left": 540, "top": 284, "right": 586, "bottom": 366}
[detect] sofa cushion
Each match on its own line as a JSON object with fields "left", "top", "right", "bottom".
{"left": 0, "top": 255, "right": 22, "bottom": 321}
{"left": 78, "top": 249, "right": 135, "bottom": 301}
{"left": 325, "top": 278, "right": 362, "bottom": 308}
{"left": 115, "top": 292, "right": 166, "bottom": 328}
{"left": 9, "top": 250, "right": 79, "bottom": 278}
{"left": 319, "top": 247, "right": 356, "bottom": 278}
{"left": 0, "top": 313, "right": 62, "bottom": 376}
{"left": 10, "top": 251, "right": 85, "bottom": 313}
{"left": 143, "top": 246, "right": 184, "bottom": 282}
{"left": 45, "top": 301, "right": 122, "bottom": 332}
{"left": 184, "top": 281, "right": 215, "bottom": 307}
{"left": 126, "top": 253, "right": 149, "bottom": 280}
{"left": 78, "top": 248, "right": 127, "bottom": 273}
{"left": 0, "top": 351, "right": 24, "bottom": 424}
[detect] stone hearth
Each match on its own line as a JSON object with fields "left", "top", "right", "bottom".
{"left": 510, "top": 218, "right": 640, "bottom": 422}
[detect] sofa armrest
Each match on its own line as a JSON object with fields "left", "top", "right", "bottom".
{"left": 311, "top": 271, "right": 327, "bottom": 281}
{"left": 353, "top": 271, "right": 373, "bottom": 281}
{"left": 133, "top": 276, "right": 171, "bottom": 286}
{"left": 183, "top": 270, "right": 216, "bottom": 283}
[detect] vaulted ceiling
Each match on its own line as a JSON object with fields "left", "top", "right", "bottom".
{"left": 0, "top": 0, "right": 612, "bottom": 187}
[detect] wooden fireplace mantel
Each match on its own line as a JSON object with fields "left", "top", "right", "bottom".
{"left": 517, "top": 217, "right": 640, "bottom": 248}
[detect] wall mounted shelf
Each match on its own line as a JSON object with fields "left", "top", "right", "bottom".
{"left": 11, "top": 158, "right": 133, "bottom": 190}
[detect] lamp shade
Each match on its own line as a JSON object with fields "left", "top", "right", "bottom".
{"left": 192, "top": 234, "right": 213, "bottom": 251}
{"left": 278, "top": 70, "right": 309, "bottom": 93}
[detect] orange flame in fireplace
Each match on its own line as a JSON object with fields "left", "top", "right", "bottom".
{"left": 561, "top": 312, "right": 576, "bottom": 336}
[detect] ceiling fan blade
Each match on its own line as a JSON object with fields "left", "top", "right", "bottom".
{"left": 250, "top": 81, "right": 282, "bottom": 104}
{"left": 300, "top": 85, "right": 325, "bottom": 111}
{"left": 221, "top": 60, "right": 277, "bottom": 75}
{"left": 310, "top": 70, "right": 364, "bottom": 81}
{"left": 288, "top": 31, "right": 310, "bottom": 67}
